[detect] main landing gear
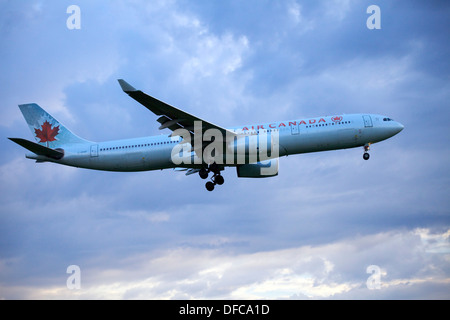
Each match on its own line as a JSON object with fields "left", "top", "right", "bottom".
{"left": 199, "top": 163, "right": 224, "bottom": 191}
{"left": 363, "top": 143, "right": 371, "bottom": 160}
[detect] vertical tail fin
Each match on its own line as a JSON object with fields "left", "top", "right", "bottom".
{"left": 18, "top": 103, "right": 91, "bottom": 148}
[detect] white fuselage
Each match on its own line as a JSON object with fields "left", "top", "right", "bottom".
{"left": 28, "top": 113, "right": 403, "bottom": 172}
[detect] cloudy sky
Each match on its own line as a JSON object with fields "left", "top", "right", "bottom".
{"left": 0, "top": 0, "right": 449, "bottom": 299}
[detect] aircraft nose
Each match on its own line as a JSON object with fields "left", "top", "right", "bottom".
{"left": 393, "top": 122, "right": 404, "bottom": 135}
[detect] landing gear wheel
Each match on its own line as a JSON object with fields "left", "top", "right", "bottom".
{"left": 363, "top": 153, "right": 370, "bottom": 160}
{"left": 205, "top": 181, "right": 215, "bottom": 191}
{"left": 202, "top": 163, "right": 224, "bottom": 191}
{"left": 214, "top": 175, "right": 224, "bottom": 185}
{"left": 199, "top": 168, "right": 209, "bottom": 179}
{"left": 209, "top": 163, "right": 219, "bottom": 174}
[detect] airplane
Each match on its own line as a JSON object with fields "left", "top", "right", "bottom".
{"left": 9, "top": 79, "right": 404, "bottom": 191}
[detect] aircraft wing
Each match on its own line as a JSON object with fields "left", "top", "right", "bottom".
{"left": 118, "top": 79, "right": 236, "bottom": 138}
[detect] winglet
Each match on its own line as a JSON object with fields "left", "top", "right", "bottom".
{"left": 118, "top": 79, "right": 137, "bottom": 93}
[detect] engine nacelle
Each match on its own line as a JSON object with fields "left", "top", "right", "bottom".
{"left": 236, "top": 158, "right": 279, "bottom": 178}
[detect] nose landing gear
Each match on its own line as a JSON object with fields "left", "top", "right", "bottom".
{"left": 200, "top": 163, "right": 225, "bottom": 191}
{"left": 363, "top": 143, "right": 371, "bottom": 160}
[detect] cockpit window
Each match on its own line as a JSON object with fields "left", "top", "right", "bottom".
{"left": 383, "top": 118, "right": 394, "bottom": 121}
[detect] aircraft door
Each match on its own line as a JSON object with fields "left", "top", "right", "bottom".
{"left": 290, "top": 122, "right": 299, "bottom": 135}
{"left": 363, "top": 115, "right": 373, "bottom": 127}
{"left": 90, "top": 144, "right": 98, "bottom": 157}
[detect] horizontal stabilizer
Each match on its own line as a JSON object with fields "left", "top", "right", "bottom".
{"left": 8, "top": 138, "right": 64, "bottom": 160}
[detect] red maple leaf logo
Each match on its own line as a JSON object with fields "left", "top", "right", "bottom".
{"left": 35, "top": 120, "right": 60, "bottom": 145}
